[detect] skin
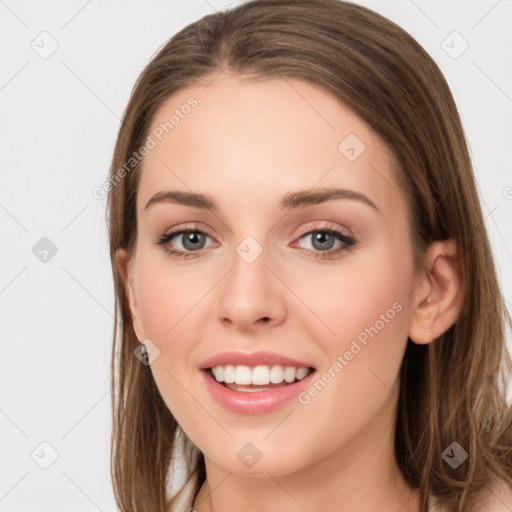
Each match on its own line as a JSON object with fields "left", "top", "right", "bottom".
{"left": 116, "top": 74, "right": 461, "bottom": 512}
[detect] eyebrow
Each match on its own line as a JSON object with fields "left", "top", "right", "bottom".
{"left": 144, "top": 187, "right": 379, "bottom": 212}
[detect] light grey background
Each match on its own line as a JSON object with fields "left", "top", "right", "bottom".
{"left": 1, "top": 1, "right": 511, "bottom": 510}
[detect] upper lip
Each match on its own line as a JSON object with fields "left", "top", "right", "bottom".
{"left": 199, "top": 351, "right": 316, "bottom": 370}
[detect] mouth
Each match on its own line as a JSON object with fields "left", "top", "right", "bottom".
{"left": 198, "top": 351, "right": 318, "bottom": 414}
{"left": 203, "top": 364, "right": 316, "bottom": 392}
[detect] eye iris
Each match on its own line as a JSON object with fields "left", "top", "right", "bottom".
{"left": 312, "top": 231, "right": 335, "bottom": 251}
{"left": 182, "top": 232, "right": 206, "bottom": 251}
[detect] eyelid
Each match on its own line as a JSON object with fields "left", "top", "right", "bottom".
{"left": 294, "top": 220, "right": 353, "bottom": 238}
{"left": 162, "top": 222, "right": 215, "bottom": 238}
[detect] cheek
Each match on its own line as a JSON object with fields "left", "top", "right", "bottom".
{"left": 133, "top": 256, "right": 208, "bottom": 432}
{"left": 295, "top": 247, "right": 414, "bottom": 399}
{"left": 134, "top": 251, "right": 206, "bottom": 340}
{"left": 284, "top": 254, "right": 413, "bottom": 456}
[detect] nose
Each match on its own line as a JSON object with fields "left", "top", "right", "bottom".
{"left": 216, "top": 242, "right": 287, "bottom": 332}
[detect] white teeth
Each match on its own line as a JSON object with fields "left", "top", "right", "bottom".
{"left": 252, "top": 365, "right": 270, "bottom": 385}
{"left": 213, "top": 365, "right": 224, "bottom": 382}
{"left": 296, "top": 367, "right": 309, "bottom": 380}
{"left": 224, "top": 364, "right": 235, "bottom": 384}
{"left": 283, "top": 366, "right": 296, "bottom": 383}
{"left": 270, "top": 365, "right": 284, "bottom": 383}
{"left": 234, "top": 365, "right": 252, "bottom": 385}
{"left": 210, "top": 364, "right": 312, "bottom": 385}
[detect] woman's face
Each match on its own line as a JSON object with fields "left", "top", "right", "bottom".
{"left": 120, "top": 75, "right": 421, "bottom": 476}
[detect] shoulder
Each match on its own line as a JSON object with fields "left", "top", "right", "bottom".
{"left": 430, "top": 477, "right": 512, "bottom": 512}
{"left": 478, "top": 477, "right": 512, "bottom": 512}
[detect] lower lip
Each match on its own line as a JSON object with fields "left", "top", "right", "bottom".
{"left": 200, "top": 369, "right": 316, "bottom": 415}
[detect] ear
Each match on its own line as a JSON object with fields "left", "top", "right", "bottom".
{"left": 408, "top": 240, "right": 463, "bottom": 345}
{"left": 115, "top": 248, "right": 145, "bottom": 341}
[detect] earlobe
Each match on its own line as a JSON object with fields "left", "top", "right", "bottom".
{"left": 409, "top": 240, "right": 463, "bottom": 345}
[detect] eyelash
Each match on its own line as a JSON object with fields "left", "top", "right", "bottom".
{"left": 156, "top": 222, "right": 357, "bottom": 260}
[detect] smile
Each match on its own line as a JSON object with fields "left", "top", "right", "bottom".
{"left": 199, "top": 351, "right": 317, "bottom": 415}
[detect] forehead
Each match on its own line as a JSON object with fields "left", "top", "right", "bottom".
{"left": 137, "top": 76, "right": 403, "bottom": 216}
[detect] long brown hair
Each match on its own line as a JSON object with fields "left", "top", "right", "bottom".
{"left": 106, "top": 1, "right": 512, "bottom": 510}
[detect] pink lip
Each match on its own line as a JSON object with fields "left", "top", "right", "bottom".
{"left": 200, "top": 368, "right": 316, "bottom": 415}
{"left": 198, "top": 350, "right": 315, "bottom": 370}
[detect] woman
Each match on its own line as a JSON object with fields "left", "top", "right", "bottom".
{"left": 107, "top": 1, "right": 512, "bottom": 510}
